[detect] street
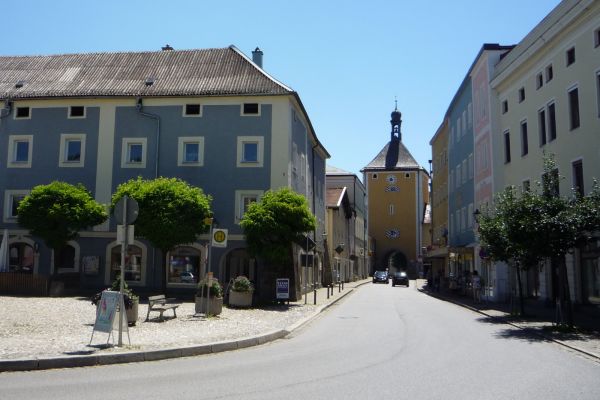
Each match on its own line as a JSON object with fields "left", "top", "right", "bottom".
{"left": 1, "top": 283, "right": 599, "bottom": 400}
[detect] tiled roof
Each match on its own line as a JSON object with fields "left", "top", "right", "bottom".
{"left": 326, "top": 165, "right": 353, "bottom": 175}
{"left": 362, "top": 138, "right": 422, "bottom": 171}
{"left": 0, "top": 46, "right": 293, "bottom": 99}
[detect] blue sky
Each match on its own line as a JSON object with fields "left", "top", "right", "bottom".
{"left": 3, "top": 0, "right": 561, "bottom": 177}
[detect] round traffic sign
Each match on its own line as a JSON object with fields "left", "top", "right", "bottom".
{"left": 114, "top": 196, "right": 139, "bottom": 225}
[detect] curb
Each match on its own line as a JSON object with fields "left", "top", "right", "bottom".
{"left": 0, "top": 283, "right": 365, "bottom": 373}
{"left": 422, "top": 289, "right": 600, "bottom": 361}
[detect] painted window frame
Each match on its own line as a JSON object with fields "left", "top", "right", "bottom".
{"left": 121, "top": 137, "right": 147, "bottom": 168}
{"left": 503, "top": 130, "right": 511, "bottom": 164}
{"left": 568, "top": 85, "right": 580, "bottom": 131}
{"left": 7, "top": 135, "right": 33, "bottom": 168}
{"left": 566, "top": 46, "right": 576, "bottom": 67}
{"left": 105, "top": 240, "right": 147, "bottom": 287}
{"left": 59, "top": 133, "right": 86, "bottom": 167}
{"left": 3, "top": 189, "right": 30, "bottom": 223}
{"left": 241, "top": 103, "right": 261, "bottom": 116}
{"left": 68, "top": 106, "right": 86, "bottom": 119}
{"left": 572, "top": 158, "right": 584, "bottom": 197}
{"left": 14, "top": 106, "right": 31, "bottom": 120}
{"left": 177, "top": 136, "right": 204, "bottom": 166}
{"left": 520, "top": 119, "right": 529, "bottom": 157}
{"left": 183, "top": 104, "right": 202, "bottom": 117}
{"left": 235, "top": 190, "right": 264, "bottom": 223}
{"left": 236, "top": 136, "right": 264, "bottom": 168}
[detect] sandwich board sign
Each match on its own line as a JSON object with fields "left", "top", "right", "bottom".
{"left": 276, "top": 278, "right": 290, "bottom": 300}
{"left": 89, "top": 290, "right": 130, "bottom": 346}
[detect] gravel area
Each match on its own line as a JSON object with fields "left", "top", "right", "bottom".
{"left": 0, "top": 296, "right": 318, "bottom": 360}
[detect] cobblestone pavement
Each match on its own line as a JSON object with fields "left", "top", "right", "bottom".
{"left": 0, "top": 281, "right": 365, "bottom": 361}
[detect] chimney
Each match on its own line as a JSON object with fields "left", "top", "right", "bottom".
{"left": 161, "top": 44, "right": 174, "bottom": 51}
{"left": 252, "top": 47, "right": 263, "bottom": 68}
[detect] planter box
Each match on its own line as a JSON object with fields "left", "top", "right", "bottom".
{"left": 229, "top": 290, "right": 253, "bottom": 307}
{"left": 127, "top": 299, "right": 139, "bottom": 326}
{"left": 195, "top": 296, "right": 223, "bottom": 316}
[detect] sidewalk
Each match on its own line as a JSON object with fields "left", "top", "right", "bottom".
{"left": 416, "top": 280, "right": 600, "bottom": 361}
{"left": 0, "top": 279, "right": 369, "bottom": 372}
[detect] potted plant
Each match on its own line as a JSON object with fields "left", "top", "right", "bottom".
{"left": 228, "top": 275, "right": 254, "bottom": 307}
{"left": 91, "top": 276, "right": 139, "bottom": 326}
{"left": 195, "top": 276, "right": 223, "bottom": 315}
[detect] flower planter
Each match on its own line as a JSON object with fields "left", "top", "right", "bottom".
{"left": 126, "top": 298, "right": 139, "bottom": 326}
{"left": 195, "top": 296, "right": 223, "bottom": 316}
{"left": 228, "top": 290, "right": 253, "bottom": 307}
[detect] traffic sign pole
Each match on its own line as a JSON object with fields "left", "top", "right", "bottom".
{"left": 118, "top": 196, "right": 127, "bottom": 347}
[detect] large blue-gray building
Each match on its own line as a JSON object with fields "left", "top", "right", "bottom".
{"left": 0, "top": 45, "right": 329, "bottom": 301}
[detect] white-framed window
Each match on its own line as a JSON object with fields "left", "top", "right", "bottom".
{"left": 7, "top": 135, "right": 33, "bottom": 168}
{"left": 121, "top": 138, "right": 147, "bottom": 168}
{"left": 177, "top": 136, "right": 204, "bottom": 166}
{"left": 59, "top": 133, "right": 86, "bottom": 167}
{"left": 462, "top": 110, "right": 467, "bottom": 133}
{"left": 241, "top": 103, "right": 261, "bottom": 116}
{"left": 3, "top": 190, "right": 29, "bottom": 222}
{"left": 456, "top": 118, "right": 461, "bottom": 138}
{"left": 545, "top": 64, "right": 554, "bottom": 83}
{"left": 105, "top": 241, "right": 147, "bottom": 286}
{"left": 467, "top": 102, "right": 473, "bottom": 128}
{"left": 536, "top": 72, "right": 544, "bottom": 90}
{"left": 235, "top": 190, "right": 263, "bottom": 222}
{"left": 236, "top": 136, "right": 264, "bottom": 167}
{"left": 14, "top": 107, "right": 31, "bottom": 119}
{"left": 518, "top": 87, "right": 525, "bottom": 103}
{"left": 461, "top": 207, "right": 466, "bottom": 232}
{"left": 566, "top": 46, "right": 576, "bottom": 67}
{"left": 183, "top": 104, "right": 202, "bottom": 117}
{"left": 167, "top": 245, "right": 204, "bottom": 286}
{"left": 461, "top": 159, "right": 467, "bottom": 184}
{"left": 568, "top": 86, "right": 580, "bottom": 130}
{"left": 501, "top": 100, "right": 508, "bottom": 114}
{"left": 68, "top": 106, "right": 86, "bottom": 119}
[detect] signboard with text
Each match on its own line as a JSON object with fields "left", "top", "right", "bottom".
{"left": 276, "top": 278, "right": 290, "bottom": 300}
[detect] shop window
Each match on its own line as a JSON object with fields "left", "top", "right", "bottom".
{"left": 168, "top": 246, "right": 201, "bottom": 285}
{"left": 110, "top": 245, "right": 142, "bottom": 283}
{"left": 9, "top": 243, "right": 34, "bottom": 273}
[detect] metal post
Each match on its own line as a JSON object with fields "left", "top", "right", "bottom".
{"left": 206, "top": 220, "right": 213, "bottom": 317}
{"left": 118, "top": 197, "right": 127, "bottom": 347}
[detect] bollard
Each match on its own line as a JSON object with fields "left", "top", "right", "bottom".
{"left": 338, "top": 281, "right": 341, "bottom": 293}
{"left": 313, "top": 289, "right": 317, "bottom": 305}
{"left": 327, "top": 286, "right": 330, "bottom": 299}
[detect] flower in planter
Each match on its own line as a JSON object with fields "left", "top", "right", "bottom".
{"left": 231, "top": 275, "right": 254, "bottom": 292}
{"left": 197, "top": 276, "right": 223, "bottom": 298}
{"left": 90, "top": 275, "right": 138, "bottom": 309}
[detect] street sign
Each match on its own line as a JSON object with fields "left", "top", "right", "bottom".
{"left": 114, "top": 196, "right": 139, "bottom": 225}
{"left": 212, "top": 228, "right": 228, "bottom": 248}
{"left": 117, "top": 225, "right": 135, "bottom": 244}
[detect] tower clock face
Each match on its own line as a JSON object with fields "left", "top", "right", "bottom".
{"left": 386, "top": 174, "right": 396, "bottom": 184}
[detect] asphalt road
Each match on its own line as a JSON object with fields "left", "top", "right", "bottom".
{"left": 2, "top": 282, "right": 599, "bottom": 400}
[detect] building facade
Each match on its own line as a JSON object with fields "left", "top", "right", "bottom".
{"left": 490, "top": 0, "right": 600, "bottom": 305}
{"left": 362, "top": 108, "right": 429, "bottom": 278}
{"left": 0, "top": 46, "right": 329, "bottom": 300}
{"left": 325, "top": 165, "right": 369, "bottom": 282}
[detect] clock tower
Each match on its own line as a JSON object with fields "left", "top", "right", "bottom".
{"left": 361, "top": 107, "right": 429, "bottom": 278}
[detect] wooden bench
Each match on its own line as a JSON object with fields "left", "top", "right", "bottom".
{"left": 145, "top": 295, "right": 181, "bottom": 322}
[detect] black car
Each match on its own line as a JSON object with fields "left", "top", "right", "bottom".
{"left": 391, "top": 271, "right": 409, "bottom": 287}
{"left": 373, "top": 270, "right": 389, "bottom": 284}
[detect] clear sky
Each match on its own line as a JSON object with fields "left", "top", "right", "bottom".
{"left": 3, "top": 0, "right": 561, "bottom": 178}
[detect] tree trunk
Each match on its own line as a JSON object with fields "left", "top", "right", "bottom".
{"left": 516, "top": 265, "right": 525, "bottom": 316}
{"left": 556, "top": 256, "right": 574, "bottom": 328}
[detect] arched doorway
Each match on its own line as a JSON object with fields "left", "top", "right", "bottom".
{"left": 223, "top": 248, "right": 256, "bottom": 287}
{"left": 385, "top": 250, "right": 408, "bottom": 273}
{"left": 9, "top": 242, "right": 35, "bottom": 273}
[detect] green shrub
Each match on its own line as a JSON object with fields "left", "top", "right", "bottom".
{"left": 231, "top": 275, "right": 254, "bottom": 292}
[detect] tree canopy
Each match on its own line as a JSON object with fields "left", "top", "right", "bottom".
{"left": 240, "top": 187, "right": 316, "bottom": 264}
{"left": 17, "top": 181, "right": 107, "bottom": 250}
{"left": 111, "top": 177, "right": 212, "bottom": 252}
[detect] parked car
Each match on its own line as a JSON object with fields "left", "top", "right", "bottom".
{"left": 391, "top": 271, "right": 409, "bottom": 287}
{"left": 373, "top": 270, "right": 389, "bottom": 284}
{"left": 180, "top": 271, "right": 196, "bottom": 283}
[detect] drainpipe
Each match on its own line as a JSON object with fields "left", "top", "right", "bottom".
{"left": 0, "top": 99, "right": 12, "bottom": 120}
{"left": 135, "top": 97, "right": 161, "bottom": 179}
{"left": 311, "top": 143, "right": 318, "bottom": 303}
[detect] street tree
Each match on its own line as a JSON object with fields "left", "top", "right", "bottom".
{"left": 478, "top": 157, "right": 599, "bottom": 326}
{"left": 17, "top": 181, "right": 107, "bottom": 278}
{"left": 240, "top": 187, "right": 316, "bottom": 302}
{"left": 112, "top": 177, "right": 212, "bottom": 292}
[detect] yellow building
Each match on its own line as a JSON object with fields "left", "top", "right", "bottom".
{"left": 427, "top": 118, "right": 449, "bottom": 282}
{"left": 362, "top": 108, "right": 429, "bottom": 278}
